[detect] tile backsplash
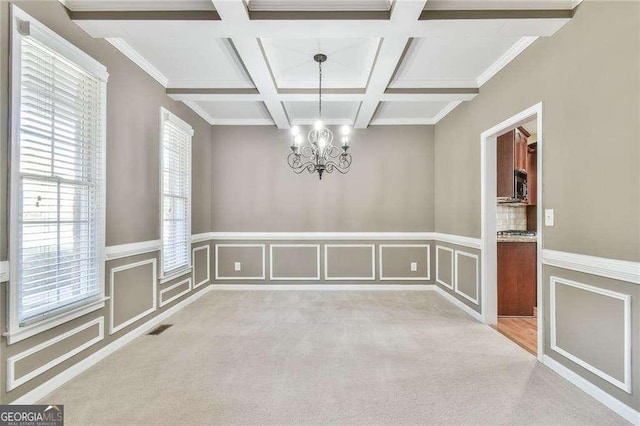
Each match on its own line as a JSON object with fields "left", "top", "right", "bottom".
{"left": 496, "top": 205, "right": 527, "bottom": 231}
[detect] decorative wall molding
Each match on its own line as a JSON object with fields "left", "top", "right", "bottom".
{"left": 324, "top": 244, "right": 376, "bottom": 281}
{"left": 105, "top": 240, "right": 160, "bottom": 260}
{"left": 550, "top": 276, "right": 632, "bottom": 393}
{"left": 433, "top": 286, "right": 482, "bottom": 322}
{"left": 209, "top": 284, "right": 436, "bottom": 291}
{"left": 104, "top": 232, "right": 480, "bottom": 257}
{"left": 11, "top": 287, "right": 212, "bottom": 405}
{"left": 204, "top": 231, "right": 434, "bottom": 241}
{"left": 379, "top": 244, "right": 430, "bottom": 281}
{"left": 0, "top": 261, "right": 10, "bottom": 282}
{"left": 543, "top": 355, "right": 640, "bottom": 425}
{"left": 192, "top": 244, "right": 211, "bottom": 288}
{"left": 435, "top": 245, "right": 454, "bottom": 290}
{"left": 432, "top": 233, "right": 482, "bottom": 250}
{"left": 191, "top": 233, "right": 212, "bottom": 244}
{"left": 109, "top": 258, "right": 158, "bottom": 334}
{"left": 7, "top": 317, "right": 104, "bottom": 391}
{"left": 543, "top": 249, "right": 640, "bottom": 285}
{"left": 454, "top": 250, "right": 480, "bottom": 305}
{"left": 269, "top": 244, "right": 321, "bottom": 280}
{"left": 105, "top": 237, "right": 212, "bottom": 260}
{"left": 159, "top": 278, "right": 192, "bottom": 307}
{"left": 214, "top": 244, "right": 266, "bottom": 280}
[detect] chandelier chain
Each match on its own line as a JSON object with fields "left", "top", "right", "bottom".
{"left": 318, "top": 59, "right": 322, "bottom": 120}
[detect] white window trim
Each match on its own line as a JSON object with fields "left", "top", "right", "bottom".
{"left": 159, "top": 107, "right": 193, "bottom": 280}
{"left": 5, "top": 6, "right": 109, "bottom": 345}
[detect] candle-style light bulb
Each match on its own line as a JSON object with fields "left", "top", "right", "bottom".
{"left": 318, "top": 137, "right": 327, "bottom": 152}
{"left": 341, "top": 125, "right": 351, "bottom": 136}
{"left": 294, "top": 135, "right": 303, "bottom": 146}
{"left": 291, "top": 126, "right": 300, "bottom": 136}
{"left": 314, "top": 120, "right": 323, "bottom": 131}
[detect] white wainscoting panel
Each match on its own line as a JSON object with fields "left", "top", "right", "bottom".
{"left": 324, "top": 244, "right": 376, "bottom": 281}
{"left": 270, "top": 244, "right": 321, "bottom": 280}
{"left": 7, "top": 317, "right": 104, "bottom": 391}
{"left": 109, "top": 258, "right": 158, "bottom": 334}
{"left": 160, "top": 278, "right": 192, "bottom": 307}
{"left": 214, "top": 244, "right": 266, "bottom": 280}
{"left": 454, "top": 250, "right": 480, "bottom": 305}
{"left": 549, "top": 276, "right": 632, "bottom": 393}
{"left": 192, "top": 244, "right": 211, "bottom": 288}
{"left": 379, "top": 244, "right": 430, "bottom": 281}
{"left": 435, "top": 245, "right": 454, "bottom": 290}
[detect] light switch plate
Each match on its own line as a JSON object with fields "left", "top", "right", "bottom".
{"left": 234, "top": 262, "right": 241, "bottom": 271}
{"left": 545, "top": 209, "right": 554, "bottom": 226}
{"left": 410, "top": 262, "right": 418, "bottom": 272}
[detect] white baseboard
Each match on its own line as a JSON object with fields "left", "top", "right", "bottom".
{"left": 543, "top": 355, "right": 640, "bottom": 425}
{"left": 11, "top": 286, "right": 213, "bottom": 405}
{"left": 209, "top": 284, "right": 437, "bottom": 291}
{"left": 433, "top": 285, "right": 483, "bottom": 322}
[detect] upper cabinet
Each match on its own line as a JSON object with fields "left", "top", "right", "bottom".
{"left": 497, "top": 127, "right": 536, "bottom": 204}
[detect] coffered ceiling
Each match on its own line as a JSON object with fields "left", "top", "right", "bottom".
{"left": 61, "top": 0, "right": 580, "bottom": 128}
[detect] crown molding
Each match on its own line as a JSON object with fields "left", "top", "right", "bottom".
{"left": 106, "top": 38, "right": 168, "bottom": 87}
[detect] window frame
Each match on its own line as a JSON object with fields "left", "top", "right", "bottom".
{"left": 159, "top": 107, "right": 193, "bottom": 282}
{"left": 6, "top": 6, "right": 109, "bottom": 345}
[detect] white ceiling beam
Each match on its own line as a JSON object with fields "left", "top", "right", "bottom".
{"left": 168, "top": 89, "right": 475, "bottom": 103}
{"left": 71, "top": 14, "right": 570, "bottom": 40}
{"left": 210, "top": 0, "right": 290, "bottom": 128}
{"left": 353, "top": 0, "right": 426, "bottom": 129}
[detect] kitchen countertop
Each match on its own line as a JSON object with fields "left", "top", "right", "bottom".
{"left": 497, "top": 235, "right": 537, "bottom": 243}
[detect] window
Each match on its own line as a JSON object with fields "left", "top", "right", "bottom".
{"left": 9, "top": 7, "right": 108, "bottom": 342}
{"left": 160, "top": 108, "right": 192, "bottom": 278}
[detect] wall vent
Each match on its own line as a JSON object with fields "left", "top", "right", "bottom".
{"left": 147, "top": 324, "right": 173, "bottom": 335}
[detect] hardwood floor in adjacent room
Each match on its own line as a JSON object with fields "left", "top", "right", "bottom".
{"left": 495, "top": 309, "right": 538, "bottom": 355}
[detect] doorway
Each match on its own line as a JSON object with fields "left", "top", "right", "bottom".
{"left": 480, "top": 103, "right": 543, "bottom": 361}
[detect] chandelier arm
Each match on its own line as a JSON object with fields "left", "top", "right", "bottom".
{"left": 324, "top": 153, "right": 352, "bottom": 174}
{"left": 288, "top": 153, "right": 317, "bottom": 174}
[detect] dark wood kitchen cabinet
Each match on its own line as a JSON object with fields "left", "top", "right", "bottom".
{"left": 497, "top": 127, "right": 532, "bottom": 200}
{"left": 498, "top": 242, "right": 536, "bottom": 316}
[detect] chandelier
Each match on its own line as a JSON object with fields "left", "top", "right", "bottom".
{"left": 287, "top": 53, "right": 352, "bottom": 180}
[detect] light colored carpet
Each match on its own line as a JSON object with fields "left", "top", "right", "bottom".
{"left": 41, "top": 290, "right": 627, "bottom": 425}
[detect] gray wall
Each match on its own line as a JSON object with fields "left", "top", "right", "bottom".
{"left": 434, "top": 1, "right": 639, "bottom": 262}
{"left": 0, "top": 1, "right": 213, "bottom": 245}
{"left": 211, "top": 125, "right": 435, "bottom": 232}
{"left": 0, "top": 1, "right": 213, "bottom": 403}
{"left": 432, "top": 0, "right": 640, "bottom": 411}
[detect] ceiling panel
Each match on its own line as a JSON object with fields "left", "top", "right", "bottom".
{"left": 194, "top": 101, "right": 273, "bottom": 123}
{"left": 390, "top": 36, "right": 522, "bottom": 88}
{"left": 262, "top": 38, "right": 379, "bottom": 89}
{"left": 285, "top": 101, "right": 360, "bottom": 125}
{"left": 63, "top": 0, "right": 215, "bottom": 11}
{"left": 248, "top": 0, "right": 391, "bottom": 11}
{"left": 112, "top": 25, "right": 253, "bottom": 88}
{"left": 424, "top": 0, "right": 577, "bottom": 10}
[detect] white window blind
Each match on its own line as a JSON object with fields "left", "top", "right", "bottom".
{"left": 160, "top": 110, "right": 192, "bottom": 276}
{"left": 12, "top": 11, "right": 107, "bottom": 327}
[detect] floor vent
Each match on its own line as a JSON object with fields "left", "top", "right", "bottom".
{"left": 147, "top": 324, "right": 172, "bottom": 335}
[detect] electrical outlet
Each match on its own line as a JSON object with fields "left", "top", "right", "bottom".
{"left": 234, "top": 262, "right": 241, "bottom": 271}
{"left": 410, "top": 262, "right": 418, "bottom": 272}
{"left": 545, "top": 209, "right": 554, "bottom": 226}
